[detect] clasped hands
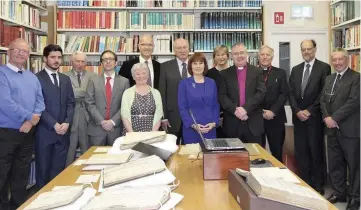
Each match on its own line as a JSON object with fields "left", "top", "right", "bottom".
{"left": 324, "top": 117, "right": 339, "bottom": 129}
{"left": 234, "top": 107, "right": 248, "bottom": 121}
{"left": 19, "top": 114, "right": 41, "bottom": 133}
{"left": 263, "top": 110, "right": 275, "bottom": 120}
{"left": 296, "top": 110, "right": 311, "bottom": 122}
{"left": 192, "top": 123, "right": 216, "bottom": 134}
{"left": 101, "top": 120, "right": 114, "bottom": 132}
{"left": 54, "top": 122, "right": 69, "bottom": 135}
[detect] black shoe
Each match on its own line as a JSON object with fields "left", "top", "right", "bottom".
{"left": 316, "top": 189, "right": 324, "bottom": 195}
{"left": 346, "top": 199, "right": 360, "bottom": 210}
{"left": 326, "top": 194, "right": 346, "bottom": 204}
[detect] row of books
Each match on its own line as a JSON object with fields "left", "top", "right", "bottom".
{"left": 333, "top": 25, "right": 360, "bottom": 49}
{"left": 331, "top": 0, "right": 360, "bottom": 26}
{"left": 57, "top": 0, "right": 262, "bottom": 8}
{"left": 0, "top": 54, "right": 6, "bottom": 65}
{"left": 200, "top": 12, "right": 262, "bottom": 29}
{"left": 60, "top": 61, "right": 122, "bottom": 74}
{"left": 0, "top": 0, "right": 43, "bottom": 29}
{"left": 349, "top": 53, "right": 360, "bottom": 72}
{"left": 128, "top": 12, "right": 194, "bottom": 30}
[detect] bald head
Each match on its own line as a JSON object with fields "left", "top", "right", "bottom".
{"left": 8, "top": 38, "right": 30, "bottom": 51}
{"left": 174, "top": 38, "right": 189, "bottom": 61}
{"left": 138, "top": 34, "right": 154, "bottom": 59}
{"left": 7, "top": 38, "right": 30, "bottom": 69}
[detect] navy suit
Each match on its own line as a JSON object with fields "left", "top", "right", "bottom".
{"left": 35, "top": 70, "right": 75, "bottom": 189}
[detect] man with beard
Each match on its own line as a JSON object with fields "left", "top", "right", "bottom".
{"left": 219, "top": 42, "right": 266, "bottom": 144}
{"left": 35, "top": 44, "right": 75, "bottom": 189}
{"left": 258, "top": 45, "right": 289, "bottom": 162}
{"left": 119, "top": 35, "right": 160, "bottom": 89}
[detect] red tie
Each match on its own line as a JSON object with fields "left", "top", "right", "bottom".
{"left": 105, "top": 77, "right": 112, "bottom": 120}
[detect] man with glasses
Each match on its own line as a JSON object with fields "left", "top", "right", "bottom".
{"left": 64, "top": 51, "right": 96, "bottom": 166}
{"left": 35, "top": 44, "right": 75, "bottom": 188}
{"left": 219, "top": 42, "right": 265, "bottom": 144}
{"left": 0, "top": 38, "right": 44, "bottom": 209}
{"left": 85, "top": 50, "right": 129, "bottom": 146}
{"left": 119, "top": 35, "right": 160, "bottom": 89}
{"left": 320, "top": 48, "right": 359, "bottom": 210}
{"left": 288, "top": 39, "right": 331, "bottom": 195}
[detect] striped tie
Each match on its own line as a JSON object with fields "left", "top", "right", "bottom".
{"left": 301, "top": 64, "right": 310, "bottom": 98}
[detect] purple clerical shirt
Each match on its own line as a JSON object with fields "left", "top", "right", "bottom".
{"left": 236, "top": 66, "right": 247, "bottom": 106}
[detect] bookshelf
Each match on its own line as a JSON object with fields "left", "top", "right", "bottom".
{"left": 0, "top": 0, "right": 48, "bottom": 73}
{"left": 330, "top": 0, "right": 360, "bottom": 72}
{"left": 53, "top": 0, "right": 264, "bottom": 73}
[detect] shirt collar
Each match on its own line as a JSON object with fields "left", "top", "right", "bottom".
{"left": 45, "top": 67, "right": 58, "bottom": 76}
{"left": 104, "top": 72, "right": 115, "bottom": 80}
{"left": 236, "top": 64, "right": 248, "bottom": 71}
{"left": 139, "top": 56, "right": 152, "bottom": 64}
{"left": 305, "top": 58, "right": 315, "bottom": 67}
{"left": 6, "top": 63, "right": 25, "bottom": 73}
{"left": 337, "top": 68, "right": 348, "bottom": 77}
{"left": 176, "top": 57, "right": 188, "bottom": 67}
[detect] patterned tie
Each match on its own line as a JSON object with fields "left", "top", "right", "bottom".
{"left": 105, "top": 77, "right": 112, "bottom": 120}
{"left": 301, "top": 64, "right": 310, "bottom": 98}
{"left": 181, "top": 63, "right": 187, "bottom": 79}
{"left": 51, "top": 73, "right": 59, "bottom": 87}
{"left": 331, "top": 74, "right": 342, "bottom": 94}
{"left": 77, "top": 73, "right": 81, "bottom": 87}
{"left": 144, "top": 60, "right": 152, "bottom": 87}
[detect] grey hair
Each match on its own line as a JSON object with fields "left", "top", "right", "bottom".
{"left": 331, "top": 47, "right": 348, "bottom": 59}
{"left": 72, "top": 51, "right": 87, "bottom": 60}
{"left": 258, "top": 45, "right": 274, "bottom": 57}
{"left": 131, "top": 63, "right": 149, "bottom": 79}
{"left": 231, "top": 42, "right": 248, "bottom": 53}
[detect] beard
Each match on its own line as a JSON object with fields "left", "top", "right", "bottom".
{"left": 46, "top": 63, "right": 60, "bottom": 71}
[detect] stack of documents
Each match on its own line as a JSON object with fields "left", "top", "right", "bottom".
{"left": 83, "top": 153, "right": 132, "bottom": 165}
{"left": 119, "top": 131, "right": 167, "bottom": 149}
{"left": 246, "top": 168, "right": 328, "bottom": 210}
{"left": 102, "top": 155, "right": 166, "bottom": 188}
{"left": 24, "top": 185, "right": 89, "bottom": 210}
{"left": 83, "top": 186, "right": 171, "bottom": 210}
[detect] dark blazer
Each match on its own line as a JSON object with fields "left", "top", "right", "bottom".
{"left": 262, "top": 66, "right": 289, "bottom": 123}
{"left": 36, "top": 70, "right": 75, "bottom": 142}
{"left": 289, "top": 59, "right": 331, "bottom": 123}
{"left": 159, "top": 58, "right": 183, "bottom": 134}
{"left": 119, "top": 57, "right": 161, "bottom": 89}
{"left": 320, "top": 69, "right": 360, "bottom": 137}
{"left": 219, "top": 64, "right": 266, "bottom": 137}
{"left": 206, "top": 67, "right": 223, "bottom": 90}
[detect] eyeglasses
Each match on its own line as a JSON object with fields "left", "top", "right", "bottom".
{"left": 232, "top": 51, "right": 246, "bottom": 57}
{"left": 101, "top": 58, "right": 115, "bottom": 63}
{"left": 10, "top": 48, "right": 29, "bottom": 55}
{"left": 301, "top": 48, "right": 314, "bottom": 53}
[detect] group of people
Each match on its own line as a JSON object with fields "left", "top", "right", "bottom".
{"left": 0, "top": 35, "right": 359, "bottom": 210}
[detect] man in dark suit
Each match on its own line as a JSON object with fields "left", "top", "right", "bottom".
{"left": 85, "top": 50, "right": 129, "bottom": 146}
{"left": 219, "top": 42, "right": 266, "bottom": 144}
{"left": 159, "top": 38, "right": 190, "bottom": 144}
{"left": 119, "top": 35, "right": 160, "bottom": 89}
{"left": 320, "top": 48, "right": 359, "bottom": 210}
{"left": 288, "top": 39, "right": 331, "bottom": 194}
{"left": 258, "top": 45, "right": 289, "bottom": 162}
{"left": 35, "top": 44, "right": 75, "bottom": 189}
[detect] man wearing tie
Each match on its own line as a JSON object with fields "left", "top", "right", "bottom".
{"left": 64, "top": 51, "right": 96, "bottom": 166}
{"left": 85, "top": 50, "right": 129, "bottom": 146}
{"left": 0, "top": 39, "right": 44, "bottom": 209}
{"left": 288, "top": 39, "right": 331, "bottom": 194}
{"left": 119, "top": 35, "right": 160, "bottom": 89}
{"left": 159, "top": 38, "right": 190, "bottom": 144}
{"left": 258, "top": 45, "right": 289, "bottom": 162}
{"left": 320, "top": 48, "right": 359, "bottom": 210}
{"left": 219, "top": 42, "right": 266, "bottom": 144}
{"left": 35, "top": 44, "right": 75, "bottom": 188}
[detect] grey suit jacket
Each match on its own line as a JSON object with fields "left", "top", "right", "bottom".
{"left": 320, "top": 68, "right": 360, "bottom": 138}
{"left": 85, "top": 73, "right": 130, "bottom": 136}
{"left": 64, "top": 70, "right": 96, "bottom": 131}
{"left": 159, "top": 59, "right": 183, "bottom": 133}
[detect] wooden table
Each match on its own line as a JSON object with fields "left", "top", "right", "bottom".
{"left": 19, "top": 144, "right": 337, "bottom": 210}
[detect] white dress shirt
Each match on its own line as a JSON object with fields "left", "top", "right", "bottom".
{"left": 6, "top": 63, "right": 25, "bottom": 73}
{"left": 302, "top": 58, "right": 315, "bottom": 83}
{"left": 331, "top": 68, "right": 348, "bottom": 93}
{"left": 176, "top": 58, "right": 190, "bottom": 77}
{"left": 45, "top": 67, "right": 60, "bottom": 87}
{"left": 139, "top": 56, "right": 154, "bottom": 87}
{"left": 104, "top": 72, "right": 115, "bottom": 89}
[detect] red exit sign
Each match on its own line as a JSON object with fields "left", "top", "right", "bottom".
{"left": 274, "top": 12, "right": 284, "bottom": 24}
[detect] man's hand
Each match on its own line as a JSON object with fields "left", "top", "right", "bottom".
{"left": 161, "top": 120, "right": 171, "bottom": 132}
{"left": 296, "top": 111, "right": 309, "bottom": 121}
{"left": 240, "top": 115, "right": 249, "bottom": 121}
{"left": 324, "top": 117, "right": 339, "bottom": 129}
{"left": 235, "top": 107, "right": 247, "bottom": 119}
{"left": 101, "top": 120, "right": 114, "bottom": 132}
{"left": 54, "top": 123, "right": 62, "bottom": 134}
{"left": 58, "top": 123, "right": 69, "bottom": 135}
{"left": 30, "top": 114, "right": 41, "bottom": 126}
{"left": 263, "top": 110, "right": 275, "bottom": 120}
{"left": 303, "top": 110, "right": 311, "bottom": 117}
{"left": 19, "top": 121, "right": 32, "bottom": 133}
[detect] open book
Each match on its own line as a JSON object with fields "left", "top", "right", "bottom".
{"left": 83, "top": 186, "right": 171, "bottom": 210}
{"left": 119, "top": 131, "right": 167, "bottom": 150}
{"left": 102, "top": 155, "right": 166, "bottom": 188}
{"left": 83, "top": 153, "right": 132, "bottom": 165}
{"left": 24, "top": 185, "right": 88, "bottom": 210}
{"left": 246, "top": 169, "right": 328, "bottom": 210}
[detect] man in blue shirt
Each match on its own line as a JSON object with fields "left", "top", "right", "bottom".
{"left": 0, "top": 38, "right": 45, "bottom": 209}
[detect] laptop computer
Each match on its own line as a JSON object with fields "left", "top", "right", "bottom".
{"left": 132, "top": 142, "right": 172, "bottom": 162}
{"left": 189, "top": 109, "right": 245, "bottom": 151}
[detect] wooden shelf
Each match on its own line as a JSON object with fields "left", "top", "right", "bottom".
{"left": 344, "top": 46, "right": 361, "bottom": 51}
{"left": 22, "top": 0, "right": 47, "bottom": 11}
{"left": 330, "top": 0, "right": 346, "bottom": 6}
{"left": 331, "top": 17, "right": 361, "bottom": 29}
{"left": 0, "top": 47, "right": 43, "bottom": 55}
{"left": 0, "top": 47, "right": 7, "bottom": 51}
{"left": 127, "top": 7, "right": 193, "bottom": 11}
{"left": 0, "top": 16, "right": 47, "bottom": 33}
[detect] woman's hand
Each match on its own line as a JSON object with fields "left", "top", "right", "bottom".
{"left": 202, "top": 123, "right": 216, "bottom": 133}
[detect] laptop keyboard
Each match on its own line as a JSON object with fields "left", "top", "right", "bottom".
{"left": 212, "top": 140, "right": 230, "bottom": 148}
